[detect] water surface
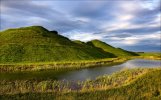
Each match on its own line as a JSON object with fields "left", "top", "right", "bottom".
{"left": 57, "top": 59, "right": 161, "bottom": 81}
{"left": 0, "top": 59, "right": 160, "bottom": 81}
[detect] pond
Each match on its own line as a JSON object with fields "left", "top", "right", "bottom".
{"left": 0, "top": 59, "right": 160, "bottom": 81}
{"left": 57, "top": 59, "right": 161, "bottom": 81}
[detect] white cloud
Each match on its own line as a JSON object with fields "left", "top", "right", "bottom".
{"left": 106, "top": 32, "right": 161, "bottom": 46}
{"left": 139, "top": 0, "right": 160, "bottom": 10}
{"left": 64, "top": 31, "right": 103, "bottom": 42}
{"left": 118, "top": 14, "right": 134, "bottom": 21}
{"left": 118, "top": 0, "right": 141, "bottom": 13}
{"left": 27, "top": 17, "right": 49, "bottom": 24}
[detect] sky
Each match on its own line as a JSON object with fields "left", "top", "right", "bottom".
{"left": 0, "top": 0, "right": 161, "bottom": 52}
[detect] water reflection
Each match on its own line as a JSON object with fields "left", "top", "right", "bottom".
{"left": 118, "top": 59, "right": 161, "bottom": 69}
{"left": 58, "top": 59, "right": 161, "bottom": 81}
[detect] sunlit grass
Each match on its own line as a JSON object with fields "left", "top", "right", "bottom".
{"left": 0, "top": 58, "right": 128, "bottom": 72}
{"left": 1, "top": 68, "right": 160, "bottom": 100}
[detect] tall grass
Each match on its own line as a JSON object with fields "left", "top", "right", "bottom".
{"left": 0, "top": 68, "right": 160, "bottom": 94}
{"left": 0, "top": 58, "right": 127, "bottom": 72}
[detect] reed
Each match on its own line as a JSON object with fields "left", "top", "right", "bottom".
{"left": 0, "top": 58, "right": 128, "bottom": 72}
{"left": 1, "top": 68, "right": 160, "bottom": 95}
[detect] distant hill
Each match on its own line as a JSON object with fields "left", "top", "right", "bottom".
{"left": 0, "top": 26, "right": 116, "bottom": 63}
{"left": 87, "top": 40, "right": 138, "bottom": 57}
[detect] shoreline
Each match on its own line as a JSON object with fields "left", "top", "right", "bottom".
{"left": 0, "top": 55, "right": 160, "bottom": 72}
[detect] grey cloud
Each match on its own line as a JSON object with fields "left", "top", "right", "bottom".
{"left": 66, "top": 0, "right": 117, "bottom": 22}
{"left": 121, "top": 45, "right": 161, "bottom": 52}
{"left": 109, "top": 26, "right": 160, "bottom": 34}
{"left": 131, "top": 5, "right": 160, "bottom": 25}
{"left": 102, "top": 37, "right": 161, "bottom": 52}
{"left": 1, "top": 1, "right": 61, "bottom": 18}
{"left": 104, "top": 33, "right": 132, "bottom": 38}
{"left": 0, "top": 0, "right": 85, "bottom": 32}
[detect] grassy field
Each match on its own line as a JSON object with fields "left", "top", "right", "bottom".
{"left": 0, "top": 68, "right": 161, "bottom": 100}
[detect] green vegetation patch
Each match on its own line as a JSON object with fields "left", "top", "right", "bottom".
{"left": 0, "top": 58, "right": 127, "bottom": 72}
{"left": 0, "top": 26, "right": 138, "bottom": 63}
{"left": 87, "top": 39, "right": 139, "bottom": 57}
{"left": 1, "top": 68, "right": 160, "bottom": 100}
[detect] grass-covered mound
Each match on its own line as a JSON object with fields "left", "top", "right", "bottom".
{"left": 0, "top": 26, "right": 116, "bottom": 63}
{"left": 138, "top": 52, "right": 161, "bottom": 60}
{"left": 1, "top": 68, "right": 160, "bottom": 99}
{"left": 87, "top": 39, "right": 139, "bottom": 57}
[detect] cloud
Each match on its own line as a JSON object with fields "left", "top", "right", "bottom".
{"left": 139, "top": 0, "right": 160, "bottom": 10}
{"left": 0, "top": 0, "right": 86, "bottom": 32}
{"left": 0, "top": 0, "right": 160, "bottom": 51}
{"left": 102, "top": 32, "right": 161, "bottom": 52}
{"left": 64, "top": 31, "right": 104, "bottom": 42}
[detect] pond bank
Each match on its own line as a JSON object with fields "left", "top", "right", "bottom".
{"left": 0, "top": 54, "right": 160, "bottom": 73}
{"left": 0, "top": 58, "right": 128, "bottom": 72}
{"left": 0, "top": 68, "right": 160, "bottom": 95}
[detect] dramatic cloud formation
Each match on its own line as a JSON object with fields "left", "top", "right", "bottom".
{"left": 0, "top": 0, "right": 160, "bottom": 52}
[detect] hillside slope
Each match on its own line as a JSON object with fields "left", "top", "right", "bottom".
{"left": 87, "top": 40, "right": 139, "bottom": 57}
{"left": 0, "top": 26, "right": 115, "bottom": 63}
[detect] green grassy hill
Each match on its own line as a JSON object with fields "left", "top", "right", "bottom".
{"left": 0, "top": 26, "right": 115, "bottom": 63}
{"left": 87, "top": 39, "right": 139, "bottom": 57}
